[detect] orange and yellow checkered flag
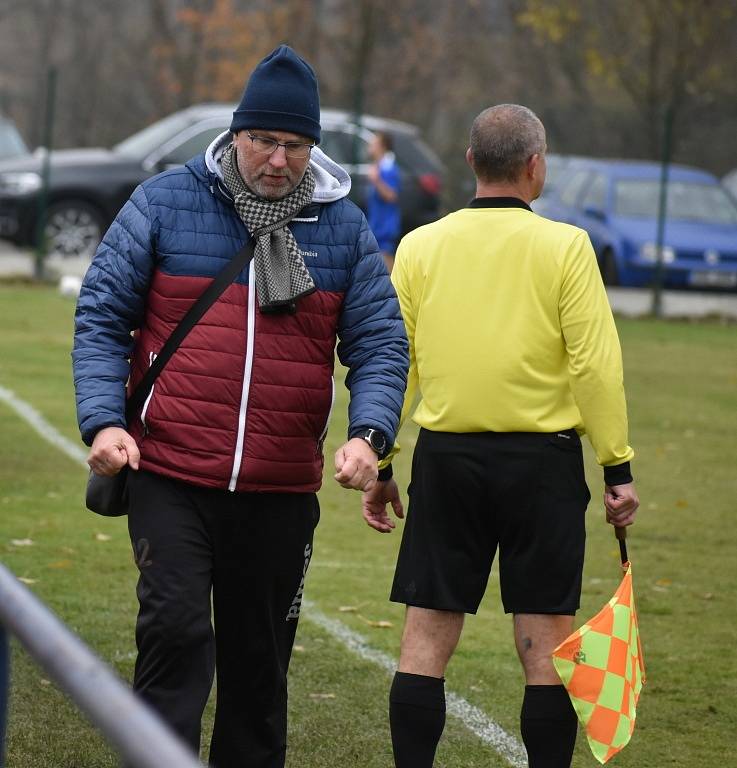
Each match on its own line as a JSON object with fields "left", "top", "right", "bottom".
{"left": 552, "top": 555, "right": 645, "bottom": 763}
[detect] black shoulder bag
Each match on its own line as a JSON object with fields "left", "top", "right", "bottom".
{"left": 85, "top": 239, "right": 255, "bottom": 516}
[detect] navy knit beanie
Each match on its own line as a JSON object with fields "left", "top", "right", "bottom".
{"left": 230, "top": 45, "right": 321, "bottom": 143}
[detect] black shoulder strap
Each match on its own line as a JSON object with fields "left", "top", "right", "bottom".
{"left": 125, "top": 239, "right": 255, "bottom": 422}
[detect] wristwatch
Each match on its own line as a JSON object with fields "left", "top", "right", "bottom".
{"left": 356, "top": 428, "right": 388, "bottom": 458}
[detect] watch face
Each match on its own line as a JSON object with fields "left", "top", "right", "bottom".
{"left": 368, "top": 429, "right": 387, "bottom": 453}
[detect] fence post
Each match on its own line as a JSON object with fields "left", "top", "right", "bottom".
{"left": 651, "top": 105, "right": 674, "bottom": 318}
{"left": 34, "top": 66, "right": 57, "bottom": 280}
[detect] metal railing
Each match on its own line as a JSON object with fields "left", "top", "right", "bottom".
{"left": 0, "top": 562, "right": 202, "bottom": 768}
{"left": 0, "top": 627, "right": 7, "bottom": 768}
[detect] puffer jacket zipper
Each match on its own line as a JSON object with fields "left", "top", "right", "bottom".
{"left": 140, "top": 351, "right": 158, "bottom": 434}
{"left": 317, "top": 376, "right": 336, "bottom": 450}
{"left": 228, "top": 259, "right": 257, "bottom": 492}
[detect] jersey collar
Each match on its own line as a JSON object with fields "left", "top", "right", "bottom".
{"left": 468, "top": 197, "right": 532, "bottom": 211}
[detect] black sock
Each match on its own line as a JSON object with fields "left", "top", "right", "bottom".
{"left": 520, "top": 684, "right": 578, "bottom": 768}
{"left": 389, "top": 671, "right": 446, "bottom": 768}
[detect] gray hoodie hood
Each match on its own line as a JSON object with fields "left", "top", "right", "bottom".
{"left": 205, "top": 130, "right": 351, "bottom": 203}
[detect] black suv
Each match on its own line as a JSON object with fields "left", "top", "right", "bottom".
{"left": 0, "top": 104, "right": 444, "bottom": 259}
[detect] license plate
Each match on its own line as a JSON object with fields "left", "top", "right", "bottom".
{"left": 689, "top": 270, "right": 737, "bottom": 288}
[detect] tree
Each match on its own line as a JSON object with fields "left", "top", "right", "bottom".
{"left": 516, "top": 0, "right": 737, "bottom": 159}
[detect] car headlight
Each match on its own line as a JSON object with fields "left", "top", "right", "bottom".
{"left": 640, "top": 242, "right": 675, "bottom": 264}
{"left": 0, "top": 171, "right": 42, "bottom": 195}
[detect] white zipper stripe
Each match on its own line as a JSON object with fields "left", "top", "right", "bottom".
{"left": 292, "top": 215, "right": 319, "bottom": 222}
{"left": 228, "top": 259, "right": 257, "bottom": 492}
{"left": 318, "top": 376, "right": 336, "bottom": 445}
{"left": 140, "top": 351, "right": 158, "bottom": 429}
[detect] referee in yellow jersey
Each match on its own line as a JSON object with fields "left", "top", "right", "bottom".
{"left": 362, "top": 104, "right": 640, "bottom": 768}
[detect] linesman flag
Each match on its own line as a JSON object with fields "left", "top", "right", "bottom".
{"left": 552, "top": 529, "right": 645, "bottom": 763}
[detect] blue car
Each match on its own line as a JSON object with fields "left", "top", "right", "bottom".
{"left": 534, "top": 159, "right": 737, "bottom": 290}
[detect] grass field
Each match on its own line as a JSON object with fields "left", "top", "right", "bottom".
{"left": 1, "top": 282, "right": 736, "bottom": 767}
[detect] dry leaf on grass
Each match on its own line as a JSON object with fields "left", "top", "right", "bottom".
{"left": 18, "top": 577, "right": 38, "bottom": 585}
{"left": 309, "top": 693, "right": 336, "bottom": 700}
{"left": 10, "top": 538, "right": 34, "bottom": 547}
{"left": 338, "top": 601, "right": 367, "bottom": 613}
{"left": 94, "top": 532, "right": 112, "bottom": 542}
{"left": 293, "top": 645, "right": 305, "bottom": 653}
{"left": 47, "top": 559, "right": 73, "bottom": 569}
{"left": 357, "top": 614, "right": 393, "bottom": 628}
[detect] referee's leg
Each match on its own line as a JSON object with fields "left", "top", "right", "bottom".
{"left": 389, "top": 430, "right": 490, "bottom": 768}
{"left": 390, "top": 607, "right": 464, "bottom": 768}
{"left": 499, "top": 431, "right": 589, "bottom": 768}
{"left": 514, "top": 614, "right": 578, "bottom": 768}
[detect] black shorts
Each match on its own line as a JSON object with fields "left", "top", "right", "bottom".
{"left": 390, "top": 428, "right": 590, "bottom": 615}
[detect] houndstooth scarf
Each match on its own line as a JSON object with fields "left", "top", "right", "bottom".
{"left": 221, "top": 142, "right": 316, "bottom": 313}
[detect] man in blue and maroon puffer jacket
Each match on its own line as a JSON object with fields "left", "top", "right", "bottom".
{"left": 73, "top": 45, "right": 408, "bottom": 768}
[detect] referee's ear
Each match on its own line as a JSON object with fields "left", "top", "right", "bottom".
{"left": 465, "top": 147, "right": 475, "bottom": 171}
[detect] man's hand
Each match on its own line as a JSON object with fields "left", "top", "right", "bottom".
{"left": 87, "top": 427, "right": 140, "bottom": 476}
{"left": 334, "top": 437, "right": 378, "bottom": 491}
{"left": 604, "top": 482, "right": 639, "bottom": 527}
{"left": 362, "top": 479, "right": 404, "bottom": 533}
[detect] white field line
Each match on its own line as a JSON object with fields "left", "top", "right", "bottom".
{"left": 0, "top": 385, "right": 87, "bottom": 467}
{"left": 302, "top": 599, "right": 528, "bottom": 768}
{"left": 2, "top": 385, "right": 527, "bottom": 766}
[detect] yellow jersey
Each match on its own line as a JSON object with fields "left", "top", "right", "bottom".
{"left": 389, "top": 198, "right": 634, "bottom": 470}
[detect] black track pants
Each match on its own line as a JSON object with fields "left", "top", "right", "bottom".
{"left": 127, "top": 470, "right": 319, "bottom": 768}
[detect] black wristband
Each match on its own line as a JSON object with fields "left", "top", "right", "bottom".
{"left": 378, "top": 464, "right": 393, "bottom": 482}
{"left": 604, "top": 462, "right": 633, "bottom": 486}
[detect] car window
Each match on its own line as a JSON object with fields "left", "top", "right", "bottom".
{"left": 159, "top": 126, "right": 228, "bottom": 166}
{"left": 724, "top": 171, "right": 737, "bottom": 200}
{"left": 391, "top": 132, "right": 443, "bottom": 173}
{"left": 0, "top": 119, "right": 28, "bottom": 159}
{"left": 114, "top": 111, "right": 196, "bottom": 158}
{"left": 580, "top": 173, "right": 607, "bottom": 211}
{"left": 559, "top": 170, "right": 592, "bottom": 206}
{"left": 615, "top": 180, "right": 737, "bottom": 224}
{"left": 540, "top": 155, "right": 569, "bottom": 196}
{"left": 319, "top": 129, "right": 351, "bottom": 165}
{"left": 321, "top": 128, "right": 370, "bottom": 165}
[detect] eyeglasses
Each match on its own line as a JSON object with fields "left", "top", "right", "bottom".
{"left": 245, "top": 132, "right": 315, "bottom": 159}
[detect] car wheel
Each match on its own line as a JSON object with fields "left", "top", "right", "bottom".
{"left": 601, "top": 248, "right": 619, "bottom": 286}
{"left": 43, "top": 200, "right": 104, "bottom": 260}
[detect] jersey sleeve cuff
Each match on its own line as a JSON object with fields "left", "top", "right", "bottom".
{"left": 604, "top": 462, "right": 633, "bottom": 486}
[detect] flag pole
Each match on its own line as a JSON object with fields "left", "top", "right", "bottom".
{"left": 615, "top": 526, "right": 628, "bottom": 567}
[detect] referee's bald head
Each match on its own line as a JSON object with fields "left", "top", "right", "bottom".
{"left": 469, "top": 104, "right": 546, "bottom": 183}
